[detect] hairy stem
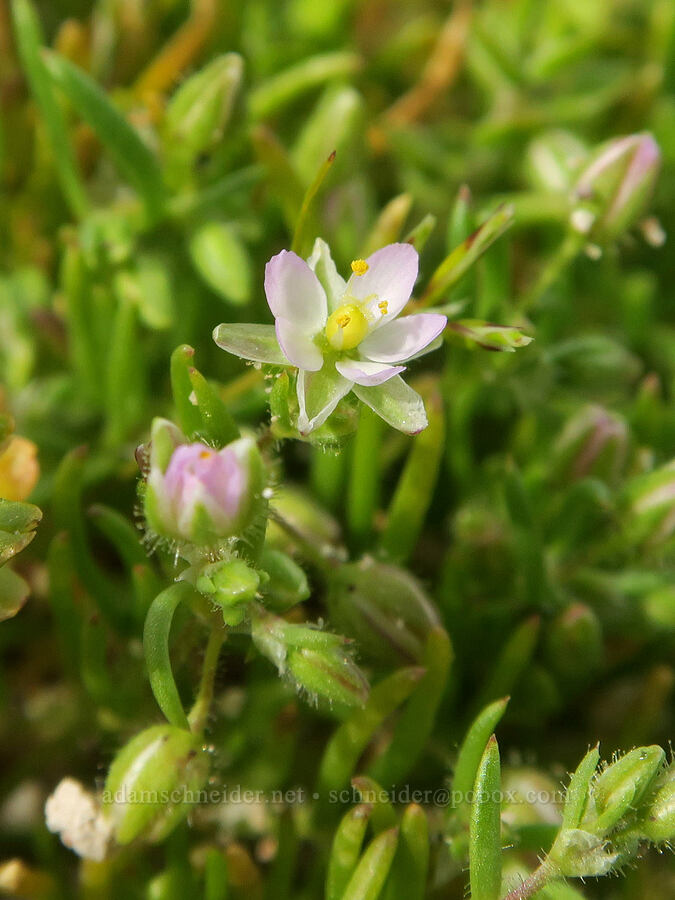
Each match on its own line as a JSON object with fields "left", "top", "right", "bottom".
{"left": 502, "top": 861, "right": 555, "bottom": 900}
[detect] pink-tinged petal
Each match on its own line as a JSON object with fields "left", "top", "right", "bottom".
{"left": 297, "top": 367, "right": 353, "bottom": 434}
{"left": 275, "top": 318, "right": 323, "bottom": 371}
{"left": 359, "top": 313, "right": 447, "bottom": 363}
{"left": 347, "top": 243, "right": 419, "bottom": 326}
{"left": 335, "top": 358, "right": 405, "bottom": 386}
{"left": 264, "top": 250, "right": 327, "bottom": 334}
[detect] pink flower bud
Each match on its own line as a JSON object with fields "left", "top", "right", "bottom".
{"left": 573, "top": 133, "right": 661, "bottom": 242}
{"left": 143, "top": 419, "right": 264, "bottom": 546}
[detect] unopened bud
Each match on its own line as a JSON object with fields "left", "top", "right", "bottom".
{"left": 267, "top": 485, "right": 340, "bottom": 554}
{"left": 553, "top": 405, "right": 628, "bottom": 485}
{"left": 103, "top": 725, "right": 209, "bottom": 844}
{"left": 326, "top": 559, "right": 440, "bottom": 667}
{"left": 258, "top": 548, "right": 310, "bottom": 613}
{"left": 143, "top": 418, "right": 264, "bottom": 547}
{"left": 250, "top": 609, "right": 369, "bottom": 709}
{"left": 164, "top": 54, "right": 243, "bottom": 178}
{"left": 572, "top": 133, "right": 661, "bottom": 243}
{"left": 526, "top": 130, "right": 587, "bottom": 192}
{"left": 588, "top": 746, "right": 665, "bottom": 835}
{"left": 447, "top": 319, "right": 533, "bottom": 353}
{"left": 545, "top": 603, "right": 603, "bottom": 687}
{"left": 623, "top": 460, "right": 675, "bottom": 550}
{"left": 636, "top": 764, "right": 675, "bottom": 844}
{"left": 196, "top": 558, "right": 260, "bottom": 626}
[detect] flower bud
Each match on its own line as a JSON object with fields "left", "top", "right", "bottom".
{"left": 143, "top": 418, "right": 264, "bottom": 547}
{"left": 544, "top": 603, "right": 603, "bottom": 688}
{"left": 447, "top": 319, "right": 533, "bottom": 353}
{"left": 250, "top": 609, "right": 369, "bottom": 710}
{"left": 552, "top": 405, "right": 628, "bottom": 485}
{"left": 267, "top": 485, "right": 341, "bottom": 554}
{"left": 525, "top": 129, "right": 587, "bottom": 192}
{"left": 588, "top": 746, "right": 664, "bottom": 835}
{"left": 326, "top": 559, "right": 440, "bottom": 667}
{"left": 636, "top": 764, "right": 675, "bottom": 844}
{"left": 623, "top": 460, "right": 675, "bottom": 550}
{"left": 258, "top": 548, "right": 310, "bottom": 613}
{"left": 164, "top": 54, "right": 243, "bottom": 179}
{"left": 103, "top": 725, "right": 209, "bottom": 844}
{"left": 196, "top": 558, "right": 260, "bottom": 626}
{"left": 572, "top": 133, "right": 661, "bottom": 243}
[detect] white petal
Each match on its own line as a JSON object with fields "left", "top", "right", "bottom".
{"left": 307, "top": 238, "right": 347, "bottom": 313}
{"left": 265, "top": 250, "right": 327, "bottom": 334}
{"left": 213, "top": 323, "right": 289, "bottom": 365}
{"left": 276, "top": 318, "right": 323, "bottom": 371}
{"left": 335, "top": 358, "right": 405, "bottom": 386}
{"left": 359, "top": 313, "right": 447, "bottom": 363}
{"left": 346, "top": 243, "right": 418, "bottom": 326}
{"left": 297, "top": 367, "right": 353, "bottom": 434}
{"left": 353, "top": 376, "right": 428, "bottom": 434}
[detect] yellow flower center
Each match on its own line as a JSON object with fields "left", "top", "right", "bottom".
{"left": 325, "top": 304, "right": 369, "bottom": 350}
{"left": 350, "top": 259, "right": 369, "bottom": 276}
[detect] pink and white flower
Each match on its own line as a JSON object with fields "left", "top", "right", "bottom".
{"left": 213, "top": 240, "right": 446, "bottom": 434}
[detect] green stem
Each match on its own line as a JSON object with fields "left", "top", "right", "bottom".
{"left": 501, "top": 861, "right": 554, "bottom": 900}
{"left": 519, "top": 231, "right": 585, "bottom": 311}
{"left": 188, "top": 625, "right": 227, "bottom": 736}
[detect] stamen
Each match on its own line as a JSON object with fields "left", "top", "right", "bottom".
{"left": 200, "top": 450, "right": 212, "bottom": 459}
{"left": 350, "top": 259, "right": 369, "bottom": 276}
{"left": 378, "top": 300, "right": 389, "bottom": 315}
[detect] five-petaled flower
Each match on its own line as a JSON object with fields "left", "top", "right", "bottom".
{"left": 213, "top": 240, "right": 446, "bottom": 434}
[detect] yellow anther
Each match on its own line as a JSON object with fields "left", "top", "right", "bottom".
{"left": 199, "top": 450, "right": 212, "bottom": 459}
{"left": 350, "top": 259, "right": 369, "bottom": 276}
{"left": 378, "top": 300, "right": 389, "bottom": 315}
{"left": 325, "top": 303, "right": 369, "bottom": 350}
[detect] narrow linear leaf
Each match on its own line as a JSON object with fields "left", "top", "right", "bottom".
{"left": 562, "top": 745, "right": 600, "bottom": 831}
{"left": 249, "top": 51, "right": 361, "bottom": 120}
{"left": 378, "top": 379, "right": 444, "bottom": 563}
{"left": 420, "top": 204, "right": 514, "bottom": 306}
{"left": 368, "top": 627, "right": 452, "bottom": 785}
{"left": 11, "top": 0, "right": 88, "bottom": 218}
{"left": 347, "top": 406, "right": 384, "bottom": 547}
{"left": 384, "top": 804, "right": 429, "bottom": 900}
{"left": 476, "top": 615, "right": 540, "bottom": 710}
{"left": 143, "top": 583, "right": 195, "bottom": 729}
{"left": 364, "top": 194, "right": 413, "bottom": 256}
{"left": 341, "top": 827, "right": 399, "bottom": 900}
{"left": 317, "top": 666, "right": 425, "bottom": 797}
{"left": 88, "top": 504, "right": 147, "bottom": 569}
{"left": 469, "top": 735, "right": 502, "bottom": 900}
{"left": 451, "top": 696, "right": 510, "bottom": 821}
{"left": 171, "top": 344, "right": 203, "bottom": 438}
{"left": 44, "top": 51, "right": 165, "bottom": 221}
{"left": 204, "top": 848, "right": 229, "bottom": 900}
{"left": 326, "top": 804, "right": 373, "bottom": 900}
{"left": 352, "top": 777, "right": 398, "bottom": 834}
{"left": 291, "top": 150, "right": 336, "bottom": 257}
{"left": 188, "top": 367, "right": 240, "bottom": 447}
